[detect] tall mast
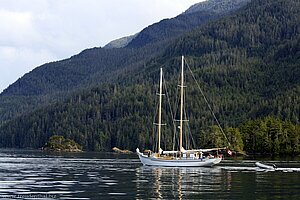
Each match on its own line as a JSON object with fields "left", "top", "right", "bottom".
{"left": 179, "top": 56, "right": 184, "bottom": 156}
{"left": 157, "top": 68, "right": 163, "bottom": 153}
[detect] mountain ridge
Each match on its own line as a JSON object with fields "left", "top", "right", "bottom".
{"left": 104, "top": 34, "right": 137, "bottom": 49}
{"left": 185, "top": 0, "right": 250, "bottom": 14}
{"left": 0, "top": 0, "right": 250, "bottom": 123}
{"left": 126, "top": 0, "right": 250, "bottom": 48}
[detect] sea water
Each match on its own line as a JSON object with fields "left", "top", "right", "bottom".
{"left": 0, "top": 149, "right": 299, "bottom": 200}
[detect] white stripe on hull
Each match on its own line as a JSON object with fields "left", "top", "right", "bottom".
{"left": 137, "top": 153, "right": 221, "bottom": 167}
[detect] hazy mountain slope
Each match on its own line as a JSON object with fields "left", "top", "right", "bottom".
{"left": 1, "top": 48, "right": 136, "bottom": 96}
{"left": 0, "top": 0, "right": 299, "bottom": 152}
{"left": 104, "top": 34, "right": 137, "bottom": 49}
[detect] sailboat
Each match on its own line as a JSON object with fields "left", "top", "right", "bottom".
{"left": 136, "top": 56, "right": 228, "bottom": 167}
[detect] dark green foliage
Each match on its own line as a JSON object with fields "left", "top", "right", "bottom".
{"left": 198, "top": 125, "right": 244, "bottom": 153}
{"left": 198, "top": 117, "right": 300, "bottom": 155}
{"left": 0, "top": 0, "right": 299, "bottom": 155}
{"left": 44, "top": 135, "right": 82, "bottom": 152}
{"left": 240, "top": 117, "right": 300, "bottom": 155}
{"left": 0, "top": 85, "right": 156, "bottom": 151}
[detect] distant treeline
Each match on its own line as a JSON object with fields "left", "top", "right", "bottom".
{"left": 213, "top": 117, "right": 300, "bottom": 155}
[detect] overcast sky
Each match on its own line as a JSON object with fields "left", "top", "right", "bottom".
{"left": 0, "top": 0, "right": 204, "bottom": 92}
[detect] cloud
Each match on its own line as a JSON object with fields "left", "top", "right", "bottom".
{"left": 0, "top": 46, "right": 56, "bottom": 90}
{"left": 0, "top": 0, "right": 204, "bottom": 92}
{"left": 0, "top": 10, "right": 37, "bottom": 46}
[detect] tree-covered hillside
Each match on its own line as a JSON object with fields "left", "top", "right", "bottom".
{"left": 185, "top": 0, "right": 250, "bottom": 15}
{"left": 0, "top": 0, "right": 246, "bottom": 123}
{"left": 0, "top": 0, "right": 299, "bottom": 155}
{"left": 126, "top": 0, "right": 250, "bottom": 48}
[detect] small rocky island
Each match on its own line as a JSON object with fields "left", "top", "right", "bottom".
{"left": 112, "top": 147, "right": 133, "bottom": 154}
{"left": 43, "top": 135, "right": 82, "bottom": 152}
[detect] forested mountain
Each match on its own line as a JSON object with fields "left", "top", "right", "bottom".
{"left": 104, "top": 0, "right": 250, "bottom": 49}
{"left": 185, "top": 0, "right": 250, "bottom": 15}
{"left": 0, "top": 0, "right": 299, "bottom": 155}
{"left": 126, "top": 0, "right": 250, "bottom": 48}
{"left": 0, "top": 0, "right": 246, "bottom": 123}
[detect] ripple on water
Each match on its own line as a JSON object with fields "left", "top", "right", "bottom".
{"left": 47, "top": 191, "right": 73, "bottom": 194}
{"left": 0, "top": 188, "right": 30, "bottom": 193}
{"left": 27, "top": 184, "right": 53, "bottom": 188}
{"left": 104, "top": 182, "right": 118, "bottom": 186}
{"left": 101, "top": 178, "right": 118, "bottom": 186}
{"left": 56, "top": 181, "right": 78, "bottom": 185}
{"left": 60, "top": 198, "right": 90, "bottom": 200}
{"left": 108, "top": 193, "right": 127, "bottom": 196}
{"left": 79, "top": 182, "right": 97, "bottom": 185}
{"left": 132, "top": 179, "right": 149, "bottom": 183}
{"left": 0, "top": 180, "right": 36, "bottom": 186}
{"left": 25, "top": 177, "right": 51, "bottom": 180}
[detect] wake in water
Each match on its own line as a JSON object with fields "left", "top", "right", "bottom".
{"left": 220, "top": 160, "right": 300, "bottom": 172}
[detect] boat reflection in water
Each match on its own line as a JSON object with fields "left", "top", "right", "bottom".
{"left": 135, "top": 166, "right": 232, "bottom": 199}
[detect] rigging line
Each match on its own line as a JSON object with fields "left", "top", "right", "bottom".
{"left": 184, "top": 109, "right": 196, "bottom": 150}
{"left": 183, "top": 85, "right": 190, "bottom": 149}
{"left": 185, "top": 58, "right": 231, "bottom": 147}
{"left": 162, "top": 72, "right": 178, "bottom": 152}
{"left": 152, "top": 82, "right": 160, "bottom": 152}
{"left": 172, "top": 73, "right": 181, "bottom": 151}
{"left": 183, "top": 109, "right": 189, "bottom": 149}
{"left": 183, "top": 86, "right": 196, "bottom": 150}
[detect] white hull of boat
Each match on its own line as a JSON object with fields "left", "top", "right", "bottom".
{"left": 255, "top": 162, "right": 275, "bottom": 170}
{"left": 255, "top": 162, "right": 300, "bottom": 172}
{"left": 137, "top": 151, "right": 221, "bottom": 167}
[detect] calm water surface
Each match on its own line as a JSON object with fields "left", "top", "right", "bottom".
{"left": 0, "top": 149, "right": 300, "bottom": 199}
